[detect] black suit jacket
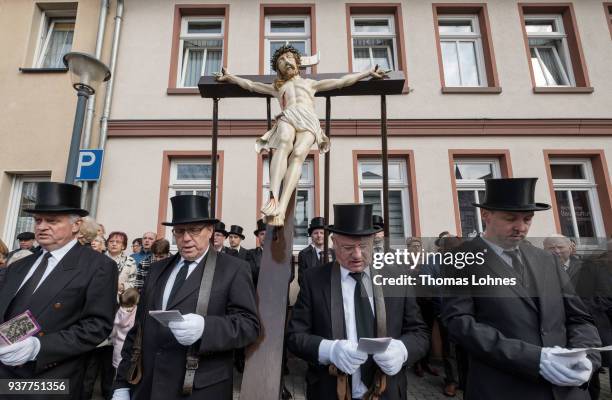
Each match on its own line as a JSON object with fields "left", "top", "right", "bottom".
{"left": 0, "top": 243, "right": 118, "bottom": 400}
{"left": 115, "top": 251, "right": 260, "bottom": 400}
{"left": 441, "top": 238, "right": 602, "bottom": 400}
{"left": 226, "top": 247, "right": 248, "bottom": 261}
{"left": 246, "top": 247, "right": 262, "bottom": 287}
{"left": 287, "top": 263, "right": 429, "bottom": 400}
{"left": 297, "top": 246, "right": 336, "bottom": 288}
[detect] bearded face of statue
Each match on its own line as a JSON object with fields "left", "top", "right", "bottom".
{"left": 276, "top": 52, "right": 299, "bottom": 79}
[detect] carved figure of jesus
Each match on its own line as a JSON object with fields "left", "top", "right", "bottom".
{"left": 216, "top": 45, "right": 387, "bottom": 226}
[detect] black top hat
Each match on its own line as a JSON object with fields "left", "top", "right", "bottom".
{"left": 435, "top": 231, "right": 451, "bottom": 247}
{"left": 308, "top": 217, "right": 326, "bottom": 235}
{"left": 326, "top": 204, "right": 382, "bottom": 237}
{"left": 214, "top": 221, "right": 229, "bottom": 237}
{"left": 228, "top": 225, "right": 245, "bottom": 239}
{"left": 372, "top": 215, "right": 384, "bottom": 230}
{"left": 23, "top": 182, "right": 89, "bottom": 216}
{"left": 253, "top": 219, "right": 267, "bottom": 236}
{"left": 161, "top": 195, "right": 219, "bottom": 226}
{"left": 473, "top": 178, "right": 551, "bottom": 212}
{"left": 16, "top": 232, "right": 35, "bottom": 241}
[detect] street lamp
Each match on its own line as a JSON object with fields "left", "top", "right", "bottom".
{"left": 63, "top": 52, "right": 111, "bottom": 183}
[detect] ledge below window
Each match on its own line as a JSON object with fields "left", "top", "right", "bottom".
{"left": 533, "top": 87, "right": 594, "bottom": 94}
{"left": 19, "top": 67, "right": 68, "bottom": 73}
{"left": 167, "top": 88, "right": 200, "bottom": 95}
{"left": 442, "top": 87, "right": 502, "bottom": 94}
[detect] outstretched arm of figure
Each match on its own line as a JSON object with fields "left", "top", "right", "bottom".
{"left": 215, "top": 67, "right": 276, "bottom": 97}
{"left": 312, "top": 64, "right": 389, "bottom": 92}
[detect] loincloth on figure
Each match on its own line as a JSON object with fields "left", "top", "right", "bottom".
{"left": 255, "top": 103, "right": 330, "bottom": 154}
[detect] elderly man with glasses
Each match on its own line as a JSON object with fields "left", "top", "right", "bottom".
{"left": 112, "top": 195, "right": 260, "bottom": 400}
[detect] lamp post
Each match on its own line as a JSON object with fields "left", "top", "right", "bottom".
{"left": 62, "top": 52, "right": 111, "bottom": 184}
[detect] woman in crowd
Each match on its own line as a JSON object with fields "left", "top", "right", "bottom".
{"left": 91, "top": 236, "right": 107, "bottom": 253}
{"left": 78, "top": 216, "right": 100, "bottom": 246}
{"left": 107, "top": 231, "right": 137, "bottom": 295}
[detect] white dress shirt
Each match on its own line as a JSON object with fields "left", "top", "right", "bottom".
{"left": 319, "top": 266, "right": 374, "bottom": 399}
{"left": 161, "top": 249, "right": 208, "bottom": 310}
{"left": 481, "top": 237, "right": 523, "bottom": 268}
{"left": 18, "top": 239, "right": 78, "bottom": 293}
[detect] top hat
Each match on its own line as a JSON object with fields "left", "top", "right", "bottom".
{"left": 228, "top": 225, "right": 245, "bottom": 240}
{"left": 161, "top": 195, "right": 219, "bottom": 226}
{"left": 214, "top": 221, "right": 229, "bottom": 237}
{"left": 16, "top": 232, "right": 35, "bottom": 241}
{"left": 372, "top": 215, "right": 384, "bottom": 230}
{"left": 435, "top": 231, "right": 451, "bottom": 247}
{"left": 253, "top": 219, "right": 267, "bottom": 236}
{"left": 473, "top": 178, "right": 551, "bottom": 212}
{"left": 326, "top": 204, "right": 382, "bottom": 237}
{"left": 308, "top": 217, "right": 326, "bottom": 235}
{"left": 23, "top": 182, "right": 89, "bottom": 216}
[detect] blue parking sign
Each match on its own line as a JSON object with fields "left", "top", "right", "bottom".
{"left": 76, "top": 149, "right": 104, "bottom": 181}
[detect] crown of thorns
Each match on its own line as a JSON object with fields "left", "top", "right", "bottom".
{"left": 270, "top": 44, "right": 302, "bottom": 72}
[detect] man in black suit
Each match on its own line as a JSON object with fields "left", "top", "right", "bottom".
{"left": 6, "top": 231, "right": 37, "bottom": 263}
{"left": 112, "top": 195, "right": 259, "bottom": 400}
{"left": 227, "top": 225, "right": 248, "bottom": 260}
{"left": 246, "top": 219, "right": 266, "bottom": 287}
{"left": 0, "top": 182, "right": 118, "bottom": 400}
{"left": 212, "top": 221, "right": 232, "bottom": 254}
{"left": 442, "top": 178, "right": 602, "bottom": 400}
{"left": 288, "top": 203, "right": 429, "bottom": 400}
{"left": 297, "top": 217, "right": 335, "bottom": 288}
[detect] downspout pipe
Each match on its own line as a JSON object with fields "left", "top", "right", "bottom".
{"left": 80, "top": 0, "right": 109, "bottom": 207}
{"left": 90, "top": 0, "right": 124, "bottom": 218}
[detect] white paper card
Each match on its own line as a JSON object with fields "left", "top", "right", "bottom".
{"left": 357, "top": 337, "right": 392, "bottom": 354}
{"left": 149, "top": 310, "right": 184, "bottom": 327}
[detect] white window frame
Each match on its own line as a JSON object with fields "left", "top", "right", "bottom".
{"left": 178, "top": 16, "right": 225, "bottom": 88}
{"left": 2, "top": 174, "right": 50, "bottom": 249}
{"left": 33, "top": 11, "right": 76, "bottom": 68}
{"left": 262, "top": 158, "right": 314, "bottom": 250}
{"left": 550, "top": 158, "right": 605, "bottom": 241}
{"left": 438, "top": 14, "right": 487, "bottom": 87}
{"left": 357, "top": 158, "right": 411, "bottom": 241}
{"left": 454, "top": 158, "right": 501, "bottom": 236}
{"left": 524, "top": 14, "right": 575, "bottom": 87}
{"left": 264, "top": 15, "right": 311, "bottom": 75}
{"left": 166, "top": 158, "right": 216, "bottom": 249}
{"left": 350, "top": 15, "right": 398, "bottom": 71}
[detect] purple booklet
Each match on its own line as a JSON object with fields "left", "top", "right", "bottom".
{"left": 0, "top": 310, "right": 41, "bottom": 346}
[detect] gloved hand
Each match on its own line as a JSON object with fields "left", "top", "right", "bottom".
{"left": 111, "top": 388, "right": 131, "bottom": 400}
{"left": 329, "top": 340, "right": 368, "bottom": 375}
{"left": 373, "top": 339, "right": 408, "bottom": 376}
{"left": 540, "top": 347, "right": 592, "bottom": 386}
{"left": 168, "top": 313, "right": 205, "bottom": 346}
{"left": 0, "top": 337, "right": 40, "bottom": 366}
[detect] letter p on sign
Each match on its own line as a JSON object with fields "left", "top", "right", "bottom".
{"left": 76, "top": 149, "right": 104, "bottom": 181}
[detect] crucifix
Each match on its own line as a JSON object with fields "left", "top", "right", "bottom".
{"left": 199, "top": 47, "right": 404, "bottom": 399}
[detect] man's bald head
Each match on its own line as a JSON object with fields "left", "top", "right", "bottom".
{"left": 142, "top": 231, "right": 157, "bottom": 251}
{"left": 543, "top": 234, "right": 572, "bottom": 264}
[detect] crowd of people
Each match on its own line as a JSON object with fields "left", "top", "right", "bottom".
{"left": 0, "top": 179, "right": 610, "bottom": 400}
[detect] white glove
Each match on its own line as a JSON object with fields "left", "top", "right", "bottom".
{"left": 0, "top": 337, "right": 40, "bottom": 366}
{"left": 540, "top": 347, "right": 592, "bottom": 387}
{"left": 373, "top": 339, "right": 408, "bottom": 376}
{"left": 329, "top": 340, "right": 368, "bottom": 375}
{"left": 168, "top": 313, "right": 205, "bottom": 346}
{"left": 111, "top": 388, "right": 130, "bottom": 400}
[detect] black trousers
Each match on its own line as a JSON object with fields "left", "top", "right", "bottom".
{"left": 81, "top": 346, "right": 114, "bottom": 400}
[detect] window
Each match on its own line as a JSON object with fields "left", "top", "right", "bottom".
{"left": 350, "top": 15, "right": 398, "bottom": 71}
{"left": 264, "top": 15, "right": 311, "bottom": 74}
{"left": 454, "top": 159, "right": 501, "bottom": 237}
{"left": 550, "top": 159, "right": 605, "bottom": 240}
{"left": 262, "top": 158, "right": 314, "bottom": 248}
{"left": 35, "top": 12, "right": 75, "bottom": 68}
{"left": 178, "top": 17, "right": 224, "bottom": 87}
{"left": 524, "top": 15, "right": 574, "bottom": 87}
{"left": 166, "top": 159, "right": 215, "bottom": 246}
{"left": 358, "top": 159, "right": 411, "bottom": 246}
{"left": 437, "top": 15, "right": 486, "bottom": 87}
{"left": 3, "top": 175, "right": 50, "bottom": 250}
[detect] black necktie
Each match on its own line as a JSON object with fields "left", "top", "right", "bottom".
{"left": 5, "top": 252, "right": 53, "bottom": 320}
{"left": 317, "top": 251, "right": 322, "bottom": 265}
{"left": 349, "top": 272, "right": 376, "bottom": 388}
{"left": 167, "top": 261, "right": 193, "bottom": 308}
{"left": 503, "top": 249, "right": 525, "bottom": 286}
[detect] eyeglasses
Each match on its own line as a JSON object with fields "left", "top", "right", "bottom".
{"left": 172, "top": 226, "right": 206, "bottom": 238}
